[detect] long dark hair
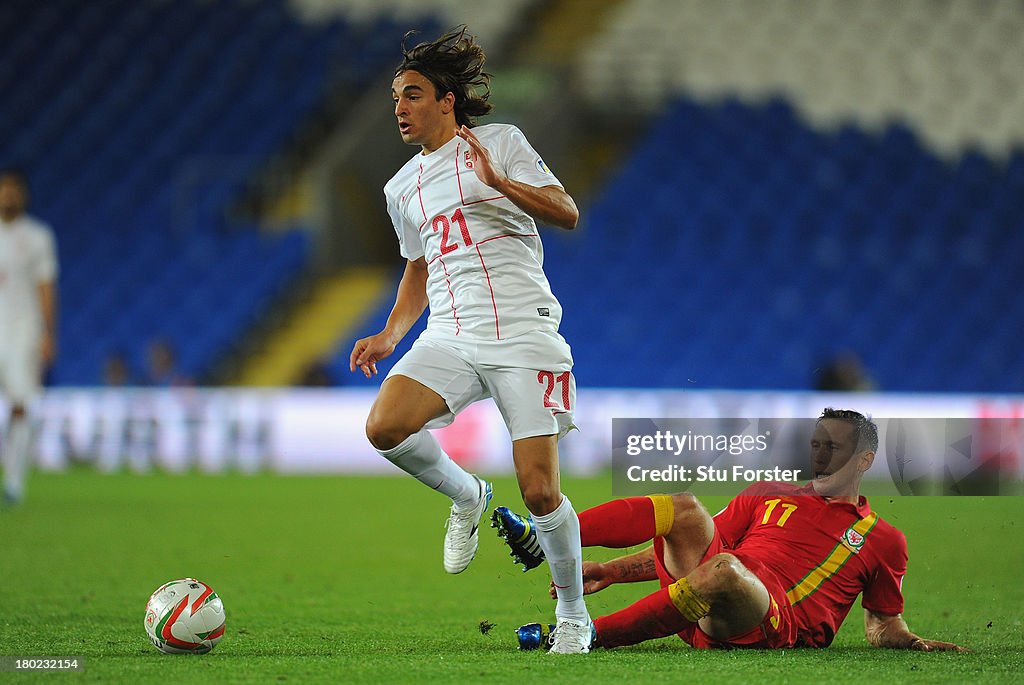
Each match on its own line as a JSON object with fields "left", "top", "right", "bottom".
{"left": 396, "top": 25, "right": 493, "bottom": 128}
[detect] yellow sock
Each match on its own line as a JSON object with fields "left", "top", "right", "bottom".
{"left": 668, "top": 577, "right": 711, "bottom": 622}
{"left": 647, "top": 494, "right": 674, "bottom": 537}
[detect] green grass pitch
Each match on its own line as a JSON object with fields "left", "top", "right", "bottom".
{"left": 1, "top": 471, "right": 1022, "bottom": 684}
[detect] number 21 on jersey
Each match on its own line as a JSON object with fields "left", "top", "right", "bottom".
{"left": 432, "top": 208, "right": 471, "bottom": 255}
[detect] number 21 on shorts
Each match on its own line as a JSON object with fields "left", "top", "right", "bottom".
{"left": 537, "top": 371, "right": 571, "bottom": 412}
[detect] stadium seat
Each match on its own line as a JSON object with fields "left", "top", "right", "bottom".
{"left": 333, "top": 92, "right": 1022, "bottom": 391}
{"left": 1, "top": 0, "right": 453, "bottom": 384}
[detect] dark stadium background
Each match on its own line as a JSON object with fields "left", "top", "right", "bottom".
{"left": 3, "top": 0, "right": 1021, "bottom": 478}
{"left": 3, "top": 0, "right": 1020, "bottom": 391}
{"left": 2, "top": 2, "right": 1024, "bottom": 682}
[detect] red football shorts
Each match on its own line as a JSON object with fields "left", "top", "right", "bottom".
{"left": 652, "top": 528, "right": 797, "bottom": 649}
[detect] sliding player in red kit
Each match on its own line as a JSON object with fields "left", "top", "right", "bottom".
{"left": 496, "top": 408, "right": 966, "bottom": 652}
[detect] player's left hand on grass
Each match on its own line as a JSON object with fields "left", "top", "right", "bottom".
{"left": 457, "top": 125, "right": 506, "bottom": 189}
{"left": 910, "top": 637, "right": 970, "bottom": 653}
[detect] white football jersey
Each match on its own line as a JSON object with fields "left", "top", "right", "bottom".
{"left": 0, "top": 215, "right": 58, "bottom": 335}
{"left": 384, "top": 123, "right": 564, "bottom": 341}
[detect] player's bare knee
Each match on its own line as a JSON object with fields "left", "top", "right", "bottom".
{"left": 688, "top": 553, "right": 746, "bottom": 601}
{"left": 365, "top": 413, "right": 411, "bottom": 452}
{"left": 667, "top": 492, "right": 711, "bottom": 537}
{"left": 712, "top": 548, "right": 745, "bottom": 589}
{"left": 671, "top": 492, "right": 703, "bottom": 522}
{"left": 520, "top": 481, "right": 560, "bottom": 516}
{"left": 10, "top": 405, "right": 27, "bottom": 420}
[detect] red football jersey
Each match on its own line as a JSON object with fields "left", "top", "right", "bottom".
{"left": 713, "top": 481, "right": 907, "bottom": 647}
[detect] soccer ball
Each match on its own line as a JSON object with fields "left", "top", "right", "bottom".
{"left": 144, "top": 578, "right": 226, "bottom": 654}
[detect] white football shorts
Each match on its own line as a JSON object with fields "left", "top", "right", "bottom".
{"left": 0, "top": 325, "right": 42, "bottom": 405}
{"left": 387, "top": 328, "right": 577, "bottom": 441}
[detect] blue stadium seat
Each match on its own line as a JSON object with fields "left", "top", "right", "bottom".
{"left": 334, "top": 95, "right": 1022, "bottom": 392}
{"left": 0, "top": 0, "right": 441, "bottom": 385}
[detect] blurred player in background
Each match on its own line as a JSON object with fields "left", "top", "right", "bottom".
{"left": 502, "top": 409, "right": 966, "bottom": 653}
{"left": 0, "top": 170, "right": 58, "bottom": 505}
{"left": 349, "top": 26, "right": 592, "bottom": 652}
{"left": 143, "top": 338, "right": 191, "bottom": 387}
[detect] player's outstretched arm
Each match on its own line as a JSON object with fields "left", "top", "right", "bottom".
{"left": 549, "top": 547, "right": 658, "bottom": 599}
{"left": 864, "top": 609, "right": 968, "bottom": 652}
{"left": 349, "top": 258, "right": 428, "bottom": 378}
{"left": 456, "top": 125, "right": 579, "bottom": 230}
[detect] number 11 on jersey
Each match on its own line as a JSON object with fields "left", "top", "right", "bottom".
{"left": 761, "top": 499, "right": 798, "bottom": 527}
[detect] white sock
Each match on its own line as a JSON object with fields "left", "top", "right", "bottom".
{"left": 377, "top": 430, "right": 480, "bottom": 509}
{"left": 2, "top": 416, "right": 31, "bottom": 501}
{"left": 532, "top": 495, "right": 589, "bottom": 624}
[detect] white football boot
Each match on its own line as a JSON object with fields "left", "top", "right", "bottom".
{"left": 443, "top": 476, "right": 492, "bottom": 574}
{"left": 548, "top": 619, "right": 594, "bottom": 654}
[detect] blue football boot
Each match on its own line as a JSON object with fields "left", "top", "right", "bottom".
{"left": 491, "top": 505, "right": 545, "bottom": 571}
{"left": 516, "top": 623, "right": 555, "bottom": 650}
{"left": 517, "top": 621, "right": 597, "bottom": 653}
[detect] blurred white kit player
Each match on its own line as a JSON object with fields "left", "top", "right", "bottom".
{"left": 0, "top": 171, "right": 58, "bottom": 505}
{"left": 350, "top": 28, "right": 592, "bottom": 653}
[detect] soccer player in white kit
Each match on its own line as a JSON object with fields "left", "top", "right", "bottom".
{"left": 349, "top": 27, "right": 592, "bottom": 653}
{"left": 0, "top": 170, "right": 58, "bottom": 505}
